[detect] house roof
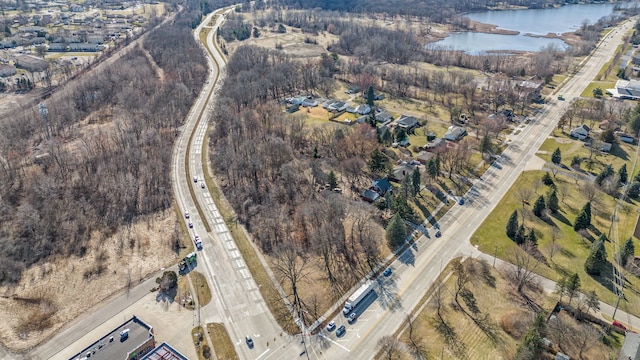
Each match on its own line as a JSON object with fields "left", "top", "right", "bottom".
{"left": 361, "top": 189, "right": 380, "bottom": 202}
{"left": 444, "top": 126, "right": 466, "bottom": 140}
{"left": 392, "top": 164, "right": 415, "bottom": 182}
{"left": 375, "top": 111, "right": 393, "bottom": 123}
{"left": 396, "top": 115, "right": 419, "bottom": 129}
{"left": 416, "top": 151, "right": 435, "bottom": 163}
{"left": 372, "top": 178, "right": 391, "bottom": 193}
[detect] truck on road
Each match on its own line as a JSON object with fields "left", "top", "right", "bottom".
{"left": 342, "top": 280, "right": 374, "bottom": 315}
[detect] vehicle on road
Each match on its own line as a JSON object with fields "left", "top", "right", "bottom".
{"left": 435, "top": 230, "right": 442, "bottom": 238}
{"left": 326, "top": 321, "right": 336, "bottom": 331}
{"left": 458, "top": 198, "right": 465, "bottom": 205}
{"left": 201, "top": 182, "right": 205, "bottom": 189}
{"left": 383, "top": 267, "right": 392, "bottom": 277}
{"left": 188, "top": 222, "right": 193, "bottom": 228}
{"left": 613, "top": 321, "right": 627, "bottom": 332}
{"left": 245, "top": 336, "right": 254, "bottom": 348}
{"left": 336, "top": 325, "right": 346, "bottom": 337}
{"left": 193, "top": 176, "right": 198, "bottom": 182}
{"left": 185, "top": 211, "right": 190, "bottom": 219}
{"left": 342, "top": 280, "right": 374, "bottom": 315}
{"left": 348, "top": 312, "right": 357, "bottom": 324}
{"left": 194, "top": 235, "right": 203, "bottom": 250}
{"left": 119, "top": 328, "right": 129, "bottom": 341}
{"left": 557, "top": 94, "right": 564, "bottom": 100}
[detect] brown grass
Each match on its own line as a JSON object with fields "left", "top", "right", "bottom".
{"left": 206, "top": 323, "right": 239, "bottom": 360}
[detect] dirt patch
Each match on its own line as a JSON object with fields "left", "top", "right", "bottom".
{"left": 465, "top": 20, "right": 520, "bottom": 35}
{"left": 0, "top": 212, "right": 179, "bottom": 352}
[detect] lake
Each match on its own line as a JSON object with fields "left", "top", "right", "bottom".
{"left": 433, "top": 3, "right": 621, "bottom": 54}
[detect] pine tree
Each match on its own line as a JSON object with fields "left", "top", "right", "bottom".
{"left": 506, "top": 210, "right": 519, "bottom": 239}
{"left": 585, "top": 239, "right": 607, "bottom": 276}
{"left": 551, "top": 147, "right": 562, "bottom": 165}
{"left": 527, "top": 228, "right": 537, "bottom": 246}
{"left": 368, "top": 149, "right": 389, "bottom": 174}
{"left": 533, "top": 195, "right": 545, "bottom": 217}
{"left": 366, "top": 85, "right": 375, "bottom": 107}
{"left": 546, "top": 189, "right": 559, "bottom": 214}
{"left": 618, "top": 164, "right": 628, "bottom": 185}
{"left": 596, "top": 164, "right": 614, "bottom": 186}
{"left": 516, "top": 224, "right": 526, "bottom": 245}
{"left": 327, "top": 170, "right": 337, "bottom": 190}
{"left": 574, "top": 202, "right": 591, "bottom": 231}
{"left": 516, "top": 313, "right": 547, "bottom": 359}
{"left": 617, "top": 238, "right": 636, "bottom": 267}
{"left": 542, "top": 172, "right": 554, "bottom": 186}
{"left": 411, "top": 168, "right": 421, "bottom": 197}
{"left": 385, "top": 213, "right": 407, "bottom": 249}
{"left": 427, "top": 157, "right": 439, "bottom": 178}
{"left": 566, "top": 273, "right": 581, "bottom": 305}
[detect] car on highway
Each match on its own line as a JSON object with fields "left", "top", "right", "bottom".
{"left": 326, "top": 321, "right": 336, "bottom": 331}
{"left": 383, "top": 267, "right": 392, "bottom": 277}
{"left": 348, "top": 312, "right": 357, "bottom": 324}
{"left": 245, "top": 336, "right": 254, "bottom": 348}
{"left": 435, "top": 230, "right": 442, "bottom": 238}
{"left": 193, "top": 176, "right": 198, "bottom": 183}
{"left": 336, "top": 325, "right": 346, "bottom": 337}
{"left": 557, "top": 94, "right": 564, "bottom": 100}
{"left": 185, "top": 211, "right": 190, "bottom": 219}
{"left": 201, "top": 182, "right": 205, "bottom": 189}
{"left": 458, "top": 198, "right": 465, "bottom": 205}
{"left": 188, "top": 222, "right": 193, "bottom": 228}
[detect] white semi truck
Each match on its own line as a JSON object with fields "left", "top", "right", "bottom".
{"left": 342, "top": 280, "right": 374, "bottom": 315}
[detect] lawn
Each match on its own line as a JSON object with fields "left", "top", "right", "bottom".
{"left": 206, "top": 323, "right": 239, "bottom": 360}
{"left": 177, "top": 271, "right": 212, "bottom": 310}
{"left": 470, "top": 170, "right": 640, "bottom": 317}
{"left": 397, "top": 258, "right": 621, "bottom": 359}
{"left": 580, "top": 81, "right": 615, "bottom": 98}
{"left": 538, "top": 136, "right": 636, "bottom": 176}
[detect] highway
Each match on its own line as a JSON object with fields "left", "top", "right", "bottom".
{"left": 173, "top": 9, "right": 305, "bottom": 360}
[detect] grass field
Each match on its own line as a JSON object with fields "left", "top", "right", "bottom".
{"left": 397, "top": 258, "right": 621, "bottom": 359}
{"left": 470, "top": 170, "right": 640, "bottom": 318}
{"left": 207, "top": 323, "right": 239, "bottom": 360}
{"left": 580, "top": 81, "right": 615, "bottom": 98}
{"left": 177, "top": 271, "right": 212, "bottom": 310}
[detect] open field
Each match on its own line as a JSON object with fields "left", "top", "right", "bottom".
{"left": 471, "top": 170, "right": 640, "bottom": 317}
{"left": 207, "top": 323, "right": 239, "bottom": 360}
{"left": 397, "top": 258, "right": 621, "bottom": 359}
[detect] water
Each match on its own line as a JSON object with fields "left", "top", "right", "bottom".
{"left": 433, "top": 3, "right": 621, "bottom": 53}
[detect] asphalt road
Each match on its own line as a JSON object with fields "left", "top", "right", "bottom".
{"left": 298, "top": 17, "right": 639, "bottom": 360}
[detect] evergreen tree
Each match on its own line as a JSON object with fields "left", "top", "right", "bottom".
{"left": 618, "top": 164, "right": 628, "bottom": 185}
{"left": 506, "top": 210, "right": 519, "bottom": 239}
{"left": 551, "top": 147, "right": 562, "bottom": 165}
{"left": 566, "top": 273, "right": 581, "bottom": 305}
{"left": 573, "top": 202, "right": 591, "bottom": 231}
{"left": 516, "top": 224, "right": 526, "bottom": 245}
{"left": 617, "top": 238, "right": 636, "bottom": 267}
{"left": 368, "top": 149, "right": 389, "bottom": 174}
{"left": 629, "top": 182, "right": 640, "bottom": 198}
{"left": 366, "top": 85, "right": 375, "bottom": 107}
{"left": 516, "top": 313, "right": 547, "bottom": 359}
{"left": 385, "top": 213, "right": 407, "bottom": 249}
{"left": 380, "top": 128, "right": 393, "bottom": 145}
{"left": 554, "top": 276, "right": 567, "bottom": 302}
{"left": 595, "top": 164, "right": 614, "bottom": 186}
{"left": 542, "top": 172, "right": 554, "bottom": 185}
{"left": 391, "top": 193, "right": 415, "bottom": 222}
{"left": 527, "top": 228, "right": 537, "bottom": 246}
{"left": 411, "top": 168, "right": 421, "bottom": 197}
{"left": 427, "top": 157, "right": 439, "bottom": 178}
{"left": 327, "top": 170, "right": 337, "bottom": 190}
{"left": 533, "top": 195, "right": 546, "bottom": 217}
{"left": 546, "top": 189, "right": 559, "bottom": 214}
{"left": 585, "top": 239, "right": 607, "bottom": 276}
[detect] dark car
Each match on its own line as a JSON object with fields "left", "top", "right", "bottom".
{"left": 188, "top": 222, "right": 193, "bottom": 228}
{"left": 435, "top": 230, "right": 442, "bottom": 238}
{"left": 245, "top": 336, "right": 254, "bottom": 348}
{"left": 336, "top": 325, "right": 346, "bottom": 337}
{"left": 458, "top": 198, "right": 465, "bottom": 205}
{"left": 348, "top": 313, "right": 357, "bottom": 324}
{"left": 383, "top": 267, "right": 392, "bottom": 277}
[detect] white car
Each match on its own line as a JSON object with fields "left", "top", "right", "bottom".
{"left": 348, "top": 313, "right": 357, "bottom": 324}
{"left": 326, "top": 321, "right": 336, "bottom": 331}
{"left": 201, "top": 182, "right": 205, "bottom": 189}
{"left": 185, "top": 212, "right": 190, "bottom": 219}
{"left": 193, "top": 176, "right": 198, "bottom": 183}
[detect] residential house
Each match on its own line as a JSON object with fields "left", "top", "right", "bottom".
{"left": 15, "top": 55, "right": 48, "bottom": 72}
{"left": 396, "top": 115, "right": 419, "bottom": 131}
{"left": 68, "top": 43, "right": 104, "bottom": 52}
{"left": 374, "top": 93, "right": 385, "bottom": 100}
{"left": 345, "top": 105, "right": 358, "bottom": 113}
{"left": 47, "top": 42, "right": 68, "bottom": 52}
{"left": 356, "top": 115, "right": 369, "bottom": 123}
{"left": 516, "top": 78, "right": 544, "bottom": 103}
{"left": 570, "top": 124, "right": 590, "bottom": 140}
{"left": 285, "top": 104, "right": 299, "bottom": 113}
{"left": 361, "top": 178, "right": 392, "bottom": 203}
{"left": 444, "top": 126, "right": 467, "bottom": 141}
{"left": 0, "top": 64, "right": 16, "bottom": 77}
{"left": 375, "top": 111, "right": 393, "bottom": 124}
{"left": 322, "top": 99, "right": 336, "bottom": 109}
{"left": 617, "top": 331, "right": 640, "bottom": 360}
{"left": 328, "top": 101, "right": 347, "bottom": 112}
{"left": 356, "top": 104, "right": 371, "bottom": 115}
{"left": 425, "top": 138, "right": 446, "bottom": 150}
{"left": 345, "top": 85, "right": 360, "bottom": 94}
{"left": 416, "top": 151, "right": 435, "bottom": 164}
{"left": 392, "top": 138, "right": 410, "bottom": 148}
{"left": 599, "top": 142, "right": 613, "bottom": 152}
{"left": 301, "top": 99, "right": 318, "bottom": 107}
{"left": 391, "top": 164, "right": 415, "bottom": 182}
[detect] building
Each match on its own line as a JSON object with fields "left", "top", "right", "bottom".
{"left": 607, "top": 79, "right": 640, "bottom": 100}
{"left": 444, "top": 126, "right": 467, "bottom": 141}
{"left": 140, "top": 342, "right": 189, "bottom": 360}
{"left": 0, "top": 64, "right": 16, "bottom": 77}
{"left": 570, "top": 124, "right": 590, "bottom": 140}
{"left": 68, "top": 316, "right": 156, "bottom": 360}
{"left": 396, "top": 115, "right": 419, "bottom": 131}
{"left": 391, "top": 164, "right": 415, "bottom": 182}
{"left": 15, "top": 54, "right": 49, "bottom": 72}
{"left": 374, "top": 111, "right": 393, "bottom": 124}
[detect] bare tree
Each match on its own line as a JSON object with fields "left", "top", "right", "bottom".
{"left": 377, "top": 335, "right": 404, "bottom": 360}
{"left": 405, "top": 315, "right": 427, "bottom": 360}
{"left": 508, "top": 243, "right": 540, "bottom": 294}
{"left": 271, "top": 242, "right": 313, "bottom": 326}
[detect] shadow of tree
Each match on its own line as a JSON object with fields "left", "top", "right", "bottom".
{"left": 550, "top": 211, "right": 571, "bottom": 227}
